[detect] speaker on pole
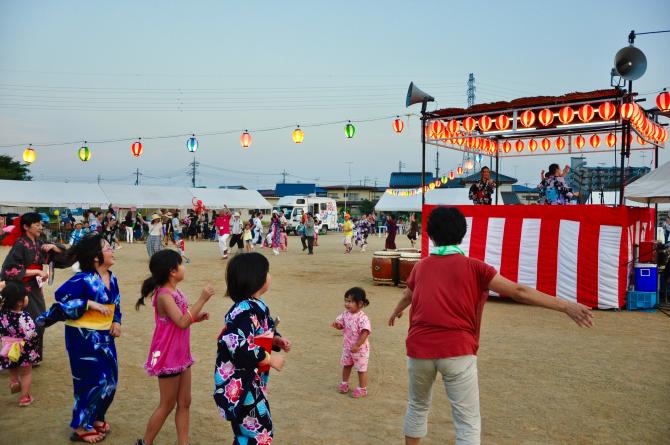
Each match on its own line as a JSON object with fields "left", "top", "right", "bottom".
{"left": 614, "top": 45, "right": 647, "bottom": 81}
{"left": 406, "top": 82, "right": 435, "bottom": 107}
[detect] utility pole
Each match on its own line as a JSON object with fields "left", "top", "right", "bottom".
{"left": 435, "top": 150, "right": 440, "bottom": 179}
{"left": 97, "top": 174, "right": 101, "bottom": 184}
{"left": 344, "top": 161, "right": 353, "bottom": 214}
{"left": 467, "top": 73, "right": 476, "bottom": 107}
{"left": 135, "top": 168, "right": 140, "bottom": 186}
{"left": 398, "top": 161, "right": 406, "bottom": 173}
{"left": 188, "top": 158, "right": 199, "bottom": 188}
{"left": 281, "top": 169, "right": 288, "bottom": 183}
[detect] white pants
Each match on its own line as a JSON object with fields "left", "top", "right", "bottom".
{"left": 125, "top": 226, "right": 133, "bottom": 243}
{"left": 404, "top": 355, "right": 480, "bottom": 444}
{"left": 218, "top": 234, "right": 230, "bottom": 257}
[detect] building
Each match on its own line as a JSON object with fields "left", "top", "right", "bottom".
{"left": 323, "top": 185, "right": 386, "bottom": 216}
{"left": 389, "top": 172, "right": 435, "bottom": 189}
{"left": 258, "top": 183, "right": 328, "bottom": 209}
{"left": 566, "top": 157, "right": 650, "bottom": 199}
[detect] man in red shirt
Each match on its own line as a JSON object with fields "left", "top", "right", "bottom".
{"left": 214, "top": 205, "right": 232, "bottom": 259}
{"left": 389, "top": 206, "right": 593, "bottom": 445}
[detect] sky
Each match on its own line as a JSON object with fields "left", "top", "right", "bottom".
{"left": 0, "top": 0, "right": 668, "bottom": 191}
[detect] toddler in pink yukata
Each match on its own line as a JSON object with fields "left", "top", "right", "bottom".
{"left": 331, "top": 287, "right": 371, "bottom": 398}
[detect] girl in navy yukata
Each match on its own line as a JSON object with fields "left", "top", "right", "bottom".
{"left": 213, "top": 252, "right": 292, "bottom": 445}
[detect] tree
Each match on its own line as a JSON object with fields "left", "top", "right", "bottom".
{"left": 0, "top": 155, "right": 32, "bottom": 180}
{"left": 359, "top": 199, "right": 376, "bottom": 216}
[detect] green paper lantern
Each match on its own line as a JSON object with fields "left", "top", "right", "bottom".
{"left": 78, "top": 144, "right": 91, "bottom": 162}
{"left": 345, "top": 122, "right": 356, "bottom": 139}
{"left": 441, "top": 176, "right": 448, "bottom": 183}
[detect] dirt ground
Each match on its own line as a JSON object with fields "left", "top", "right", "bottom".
{"left": 0, "top": 233, "right": 669, "bottom": 445}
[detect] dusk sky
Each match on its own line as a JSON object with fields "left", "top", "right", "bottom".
{"left": 1, "top": 0, "right": 668, "bottom": 190}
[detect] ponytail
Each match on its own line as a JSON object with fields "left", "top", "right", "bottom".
{"left": 136, "top": 249, "right": 183, "bottom": 311}
{"left": 137, "top": 276, "right": 158, "bottom": 310}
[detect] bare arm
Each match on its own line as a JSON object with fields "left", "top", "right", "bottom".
{"left": 351, "top": 330, "right": 370, "bottom": 352}
{"left": 388, "top": 287, "right": 413, "bottom": 326}
{"left": 157, "top": 285, "right": 215, "bottom": 329}
{"left": 488, "top": 274, "right": 593, "bottom": 327}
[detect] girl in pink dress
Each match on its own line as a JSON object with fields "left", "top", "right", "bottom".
{"left": 135, "top": 250, "right": 215, "bottom": 445}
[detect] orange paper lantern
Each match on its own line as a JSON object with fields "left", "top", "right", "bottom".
{"left": 541, "top": 138, "right": 551, "bottom": 151}
{"left": 457, "top": 166, "right": 464, "bottom": 175}
{"left": 575, "top": 135, "right": 585, "bottom": 149}
{"left": 519, "top": 110, "right": 535, "bottom": 128}
{"left": 558, "top": 106, "right": 574, "bottom": 124}
{"left": 515, "top": 140, "right": 524, "bottom": 152}
{"left": 431, "top": 120, "right": 444, "bottom": 135}
{"left": 636, "top": 134, "right": 646, "bottom": 145}
{"left": 578, "top": 104, "right": 594, "bottom": 123}
{"left": 589, "top": 134, "right": 600, "bottom": 148}
{"left": 656, "top": 90, "right": 670, "bottom": 112}
{"left": 478, "top": 115, "right": 492, "bottom": 132}
{"left": 556, "top": 137, "right": 566, "bottom": 151}
{"left": 447, "top": 120, "right": 460, "bottom": 134}
{"left": 598, "top": 102, "right": 616, "bottom": 120}
{"left": 606, "top": 133, "right": 617, "bottom": 148}
{"left": 620, "top": 103, "right": 635, "bottom": 120}
{"left": 131, "top": 140, "right": 143, "bottom": 157}
{"left": 495, "top": 115, "right": 510, "bottom": 131}
{"left": 240, "top": 130, "right": 252, "bottom": 148}
{"left": 538, "top": 108, "right": 554, "bottom": 126}
{"left": 528, "top": 139, "right": 538, "bottom": 152}
{"left": 502, "top": 141, "right": 512, "bottom": 153}
{"left": 393, "top": 118, "right": 404, "bottom": 134}
{"left": 463, "top": 117, "right": 476, "bottom": 133}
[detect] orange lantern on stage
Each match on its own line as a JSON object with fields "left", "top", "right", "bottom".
{"left": 463, "top": 117, "right": 476, "bottom": 133}
{"left": 598, "top": 102, "right": 616, "bottom": 120}
{"left": 456, "top": 134, "right": 465, "bottom": 145}
{"left": 620, "top": 103, "right": 635, "bottom": 120}
{"left": 502, "top": 141, "right": 512, "bottom": 153}
{"left": 515, "top": 140, "right": 524, "bottom": 152}
{"left": 578, "top": 104, "right": 594, "bottom": 123}
{"left": 657, "top": 89, "right": 670, "bottom": 112}
{"left": 528, "top": 139, "right": 538, "bottom": 152}
{"left": 589, "top": 134, "right": 601, "bottom": 148}
{"left": 556, "top": 137, "right": 566, "bottom": 151}
{"left": 541, "top": 138, "right": 551, "bottom": 151}
{"left": 538, "top": 108, "right": 554, "bottom": 126}
{"left": 495, "top": 114, "right": 510, "bottom": 131}
{"left": 636, "top": 134, "right": 647, "bottom": 145}
{"left": 660, "top": 127, "right": 668, "bottom": 143}
{"left": 447, "top": 120, "right": 460, "bottom": 134}
{"left": 558, "top": 106, "right": 574, "bottom": 124}
{"left": 575, "top": 135, "right": 585, "bottom": 149}
{"left": 654, "top": 124, "right": 663, "bottom": 142}
{"left": 474, "top": 138, "right": 482, "bottom": 150}
{"left": 466, "top": 137, "right": 475, "bottom": 149}
{"left": 606, "top": 133, "right": 617, "bottom": 148}
{"left": 393, "top": 117, "right": 404, "bottom": 134}
{"left": 457, "top": 166, "right": 464, "bottom": 175}
{"left": 519, "top": 110, "right": 535, "bottom": 128}
{"left": 478, "top": 115, "right": 492, "bottom": 132}
{"left": 431, "top": 120, "right": 444, "bottom": 136}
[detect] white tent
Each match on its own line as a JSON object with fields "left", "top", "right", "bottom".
{"left": 625, "top": 160, "right": 670, "bottom": 204}
{"left": 189, "top": 188, "right": 271, "bottom": 210}
{"left": 588, "top": 190, "right": 670, "bottom": 210}
{"left": 0, "top": 180, "right": 110, "bottom": 208}
{"left": 99, "top": 184, "right": 195, "bottom": 209}
{"left": 375, "top": 188, "right": 504, "bottom": 212}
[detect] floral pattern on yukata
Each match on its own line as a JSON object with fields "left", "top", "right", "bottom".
{"left": 0, "top": 310, "right": 39, "bottom": 368}
{"left": 538, "top": 176, "right": 574, "bottom": 205}
{"left": 468, "top": 179, "right": 496, "bottom": 205}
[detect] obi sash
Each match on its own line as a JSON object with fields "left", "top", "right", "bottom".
{"left": 65, "top": 304, "right": 115, "bottom": 330}
{"left": 22, "top": 264, "right": 43, "bottom": 283}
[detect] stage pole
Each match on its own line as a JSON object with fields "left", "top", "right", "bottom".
{"left": 495, "top": 147, "right": 499, "bottom": 205}
{"left": 421, "top": 102, "right": 427, "bottom": 208}
{"left": 619, "top": 81, "right": 632, "bottom": 206}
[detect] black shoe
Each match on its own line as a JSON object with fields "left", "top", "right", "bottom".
{"left": 136, "top": 439, "right": 146, "bottom": 445}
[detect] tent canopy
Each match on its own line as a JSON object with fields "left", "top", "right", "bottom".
{"left": 375, "top": 188, "right": 504, "bottom": 212}
{"left": 625, "top": 161, "right": 670, "bottom": 204}
{"left": 0, "top": 180, "right": 271, "bottom": 210}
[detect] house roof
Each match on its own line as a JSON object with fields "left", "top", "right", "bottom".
{"left": 462, "top": 171, "right": 517, "bottom": 184}
{"left": 512, "top": 184, "right": 539, "bottom": 192}
{"left": 322, "top": 185, "right": 383, "bottom": 191}
{"left": 389, "top": 172, "right": 435, "bottom": 188}
{"left": 218, "top": 185, "right": 247, "bottom": 190}
{"left": 258, "top": 189, "right": 276, "bottom": 197}
{"left": 274, "top": 183, "right": 326, "bottom": 197}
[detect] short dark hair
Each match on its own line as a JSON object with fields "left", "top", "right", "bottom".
{"left": 225, "top": 252, "right": 269, "bottom": 302}
{"left": 0, "top": 281, "right": 27, "bottom": 311}
{"left": 67, "top": 233, "right": 105, "bottom": 272}
{"left": 548, "top": 163, "right": 560, "bottom": 176}
{"left": 345, "top": 287, "right": 369, "bottom": 307}
{"left": 427, "top": 207, "right": 467, "bottom": 246}
{"left": 20, "top": 212, "right": 42, "bottom": 232}
{"left": 481, "top": 166, "right": 490, "bottom": 172}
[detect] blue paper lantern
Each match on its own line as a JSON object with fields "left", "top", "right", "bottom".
{"left": 186, "top": 135, "right": 198, "bottom": 153}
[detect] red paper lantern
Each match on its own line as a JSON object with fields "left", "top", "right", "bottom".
{"left": 449, "top": 171, "right": 455, "bottom": 180}
{"left": 447, "top": 120, "right": 460, "bottom": 134}
{"left": 131, "top": 140, "right": 143, "bottom": 157}
{"left": 463, "top": 117, "right": 476, "bottom": 133}
{"left": 393, "top": 117, "right": 404, "bottom": 133}
{"left": 657, "top": 90, "right": 670, "bottom": 112}
{"left": 515, "top": 140, "right": 524, "bottom": 152}
{"left": 620, "top": 103, "right": 635, "bottom": 120}
{"left": 578, "top": 104, "right": 594, "bottom": 123}
{"left": 528, "top": 139, "right": 538, "bottom": 152}
{"left": 240, "top": 130, "right": 252, "bottom": 148}
{"left": 556, "top": 137, "right": 566, "bottom": 151}
{"left": 538, "top": 108, "right": 554, "bottom": 126}
{"left": 431, "top": 120, "right": 444, "bottom": 135}
{"left": 589, "top": 134, "right": 601, "bottom": 148}
{"left": 558, "top": 106, "right": 574, "bottom": 124}
{"left": 575, "top": 135, "right": 585, "bottom": 149}
{"left": 636, "top": 135, "right": 646, "bottom": 145}
{"left": 456, "top": 134, "right": 465, "bottom": 145}
{"left": 598, "top": 102, "right": 616, "bottom": 120}
{"left": 519, "top": 110, "right": 535, "bottom": 128}
{"left": 495, "top": 115, "right": 510, "bottom": 131}
{"left": 466, "top": 137, "right": 475, "bottom": 149}
{"left": 654, "top": 124, "right": 663, "bottom": 142}
{"left": 502, "top": 141, "right": 512, "bottom": 153}
{"left": 606, "top": 133, "right": 617, "bottom": 148}
{"left": 541, "top": 138, "right": 551, "bottom": 151}
{"left": 474, "top": 138, "right": 482, "bottom": 150}
{"left": 478, "top": 115, "right": 492, "bottom": 132}
{"left": 457, "top": 166, "right": 464, "bottom": 175}
{"left": 660, "top": 127, "right": 668, "bottom": 143}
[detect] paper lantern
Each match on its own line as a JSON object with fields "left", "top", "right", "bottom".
{"left": 462, "top": 117, "right": 476, "bottom": 133}
{"left": 345, "top": 122, "right": 356, "bottom": 138}
{"left": 589, "top": 134, "right": 601, "bottom": 148}
{"left": 578, "top": 104, "right": 595, "bottom": 123}
{"left": 654, "top": 124, "right": 663, "bottom": 142}
{"left": 441, "top": 176, "right": 448, "bottom": 183}
{"left": 478, "top": 115, "right": 492, "bottom": 132}
{"left": 606, "top": 133, "right": 617, "bottom": 148}
{"left": 393, "top": 117, "right": 404, "bottom": 134}
{"left": 515, "top": 140, "right": 524, "bottom": 152}
{"left": 541, "top": 138, "right": 551, "bottom": 152}
{"left": 620, "top": 103, "right": 635, "bottom": 120}
{"left": 502, "top": 141, "right": 512, "bottom": 153}
{"left": 186, "top": 136, "right": 198, "bottom": 153}
{"left": 78, "top": 144, "right": 91, "bottom": 162}
{"left": 131, "top": 140, "right": 143, "bottom": 157}
{"left": 660, "top": 128, "right": 668, "bottom": 143}
{"left": 495, "top": 115, "right": 510, "bottom": 131}
{"left": 598, "top": 102, "right": 616, "bottom": 120}
{"left": 22, "top": 145, "right": 36, "bottom": 164}
{"left": 447, "top": 120, "right": 460, "bottom": 134}
{"left": 435, "top": 179, "right": 442, "bottom": 187}
{"left": 466, "top": 137, "right": 475, "bottom": 149}
{"left": 558, "top": 106, "right": 574, "bottom": 124}
{"left": 431, "top": 120, "right": 444, "bottom": 136}
{"left": 538, "top": 108, "right": 554, "bottom": 126}
{"left": 429, "top": 182, "right": 435, "bottom": 190}
{"left": 465, "top": 159, "right": 474, "bottom": 170}
{"left": 636, "top": 134, "right": 646, "bottom": 145}
{"left": 240, "top": 130, "right": 252, "bottom": 148}
{"left": 448, "top": 170, "right": 455, "bottom": 180}
{"left": 53, "top": 209, "right": 59, "bottom": 216}
{"left": 528, "top": 139, "right": 538, "bottom": 152}
{"left": 293, "top": 125, "right": 306, "bottom": 144}
{"left": 575, "top": 135, "right": 585, "bottom": 149}
{"left": 657, "top": 90, "right": 670, "bottom": 112}
{"left": 556, "top": 137, "right": 566, "bottom": 151}
{"left": 456, "top": 134, "right": 465, "bottom": 145}
{"left": 457, "top": 166, "right": 464, "bottom": 175}
{"left": 519, "top": 110, "right": 535, "bottom": 128}
{"left": 474, "top": 138, "right": 482, "bottom": 150}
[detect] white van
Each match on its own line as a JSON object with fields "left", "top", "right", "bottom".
{"left": 274, "top": 195, "right": 338, "bottom": 234}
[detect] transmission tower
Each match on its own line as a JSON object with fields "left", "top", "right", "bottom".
{"left": 467, "top": 73, "right": 476, "bottom": 107}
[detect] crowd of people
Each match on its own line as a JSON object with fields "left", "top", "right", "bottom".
{"left": 0, "top": 209, "right": 594, "bottom": 445}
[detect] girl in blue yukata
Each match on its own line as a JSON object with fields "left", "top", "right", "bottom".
{"left": 37, "top": 234, "right": 122, "bottom": 444}
{"left": 214, "top": 252, "right": 292, "bottom": 445}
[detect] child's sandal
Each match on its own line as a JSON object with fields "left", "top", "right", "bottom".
{"left": 338, "top": 382, "right": 349, "bottom": 394}
{"left": 9, "top": 380, "right": 20, "bottom": 394}
{"left": 18, "top": 395, "right": 33, "bottom": 406}
{"left": 352, "top": 387, "right": 367, "bottom": 398}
